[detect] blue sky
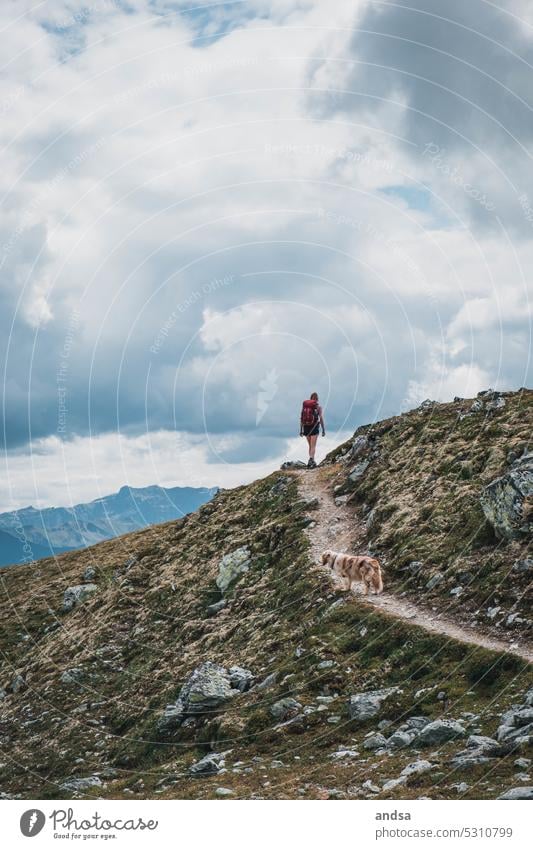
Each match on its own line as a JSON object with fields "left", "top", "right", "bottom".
{"left": 1, "top": 0, "right": 532, "bottom": 510}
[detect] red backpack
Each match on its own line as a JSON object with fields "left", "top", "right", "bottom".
{"left": 301, "top": 399, "right": 318, "bottom": 426}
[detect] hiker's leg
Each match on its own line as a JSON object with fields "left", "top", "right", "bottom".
{"left": 305, "top": 436, "right": 312, "bottom": 457}
{"left": 309, "top": 435, "right": 318, "bottom": 459}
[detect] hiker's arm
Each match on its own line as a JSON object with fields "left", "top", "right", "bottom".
{"left": 319, "top": 406, "right": 326, "bottom": 436}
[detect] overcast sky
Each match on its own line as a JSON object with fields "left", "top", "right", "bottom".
{"left": 1, "top": 0, "right": 532, "bottom": 510}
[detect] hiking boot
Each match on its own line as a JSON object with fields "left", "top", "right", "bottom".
{"left": 308, "top": 458, "right": 316, "bottom": 469}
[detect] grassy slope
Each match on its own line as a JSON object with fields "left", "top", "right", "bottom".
{"left": 0, "top": 456, "right": 531, "bottom": 800}
{"left": 326, "top": 389, "right": 533, "bottom": 632}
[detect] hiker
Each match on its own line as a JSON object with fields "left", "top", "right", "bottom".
{"left": 300, "top": 392, "right": 325, "bottom": 468}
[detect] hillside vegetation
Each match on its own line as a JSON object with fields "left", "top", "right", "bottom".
{"left": 0, "top": 390, "right": 531, "bottom": 801}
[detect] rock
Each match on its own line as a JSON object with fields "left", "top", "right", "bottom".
{"left": 11, "top": 674, "right": 25, "bottom": 693}
{"left": 480, "top": 453, "right": 533, "bottom": 540}
{"left": 83, "top": 566, "right": 96, "bottom": 581}
{"left": 60, "top": 668, "right": 85, "bottom": 686}
{"left": 415, "top": 719, "right": 466, "bottom": 746}
{"left": 228, "top": 666, "right": 253, "bottom": 692}
{"left": 466, "top": 735, "right": 500, "bottom": 753}
{"left": 62, "top": 583, "right": 98, "bottom": 612}
{"left": 497, "top": 707, "right": 533, "bottom": 742}
{"left": 451, "top": 753, "right": 491, "bottom": 769}
{"left": 278, "top": 714, "right": 306, "bottom": 733}
{"left": 349, "top": 435, "right": 370, "bottom": 460}
{"left": 515, "top": 758, "right": 531, "bottom": 770}
{"left": 61, "top": 776, "right": 103, "bottom": 792}
{"left": 407, "top": 561, "right": 423, "bottom": 575}
{"left": 513, "top": 558, "right": 533, "bottom": 574}
{"left": 159, "top": 661, "right": 246, "bottom": 730}
{"left": 216, "top": 547, "right": 251, "bottom": 593}
{"left": 497, "top": 786, "right": 533, "bottom": 800}
{"left": 363, "top": 733, "right": 388, "bottom": 751}
{"left": 270, "top": 698, "right": 302, "bottom": 721}
{"left": 386, "top": 731, "right": 415, "bottom": 749}
{"left": 189, "top": 752, "right": 226, "bottom": 777}
{"left": 280, "top": 460, "right": 307, "bottom": 470}
{"left": 404, "top": 716, "right": 431, "bottom": 731}
{"left": 486, "top": 606, "right": 501, "bottom": 620}
{"left": 525, "top": 688, "right": 533, "bottom": 707}
{"left": 334, "top": 495, "right": 350, "bottom": 506}
{"left": 331, "top": 749, "right": 359, "bottom": 760}
{"left": 349, "top": 460, "right": 370, "bottom": 482}
{"left": 452, "top": 782, "right": 469, "bottom": 794}
{"left": 216, "top": 787, "right": 234, "bottom": 797}
{"left": 362, "top": 779, "right": 381, "bottom": 794}
{"left": 382, "top": 777, "right": 405, "bottom": 791}
{"left": 450, "top": 586, "right": 464, "bottom": 597}
{"left": 157, "top": 702, "right": 184, "bottom": 733}
{"left": 400, "top": 760, "right": 434, "bottom": 779}
{"left": 254, "top": 671, "right": 278, "bottom": 691}
{"left": 347, "top": 687, "right": 401, "bottom": 722}
{"left": 179, "top": 662, "right": 236, "bottom": 714}
{"left": 317, "top": 660, "right": 335, "bottom": 669}
{"left": 426, "top": 572, "right": 444, "bottom": 590}
{"left": 207, "top": 599, "right": 227, "bottom": 616}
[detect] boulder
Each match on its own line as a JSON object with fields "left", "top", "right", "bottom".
{"left": 207, "top": 599, "right": 227, "bottom": 616}
{"left": 415, "top": 719, "right": 466, "bottom": 746}
{"left": 61, "top": 776, "right": 103, "bottom": 792}
{"left": 60, "top": 668, "right": 85, "bottom": 686}
{"left": 158, "top": 661, "right": 248, "bottom": 732}
{"left": 348, "top": 460, "right": 370, "bottom": 482}
{"left": 480, "top": 454, "right": 533, "bottom": 540}
{"left": 347, "top": 687, "right": 401, "bottom": 722}
{"left": 280, "top": 460, "right": 307, "bottom": 470}
{"left": 229, "top": 666, "right": 253, "bottom": 692}
{"left": 363, "top": 733, "right": 388, "bottom": 751}
{"left": 216, "top": 547, "right": 251, "bottom": 593}
{"left": 270, "top": 698, "right": 302, "bottom": 721}
{"left": 349, "top": 435, "right": 370, "bottom": 460}
{"left": 497, "top": 707, "right": 533, "bottom": 741}
{"left": 386, "top": 730, "right": 415, "bottom": 749}
{"left": 189, "top": 752, "right": 226, "bottom": 777}
{"left": 400, "top": 760, "right": 434, "bottom": 779}
{"left": 83, "top": 566, "right": 96, "bottom": 581}
{"left": 497, "top": 787, "right": 533, "bottom": 800}
{"left": 62, "top": 584, "right": 98, "bottom": 612}
{"left": 157, "top": 702, "right": 185, "bottom": 733}
{"left": 11, "top": 674, "right": 25, "bottom": 694}
{"left": 513, "top": 558, "right": 533, "bottom": 574}
{"left": 179, "top": 662, "right": 236, "bottom": 714}
{"left": 466, "top": 735, "right": 500, "bottom": 754}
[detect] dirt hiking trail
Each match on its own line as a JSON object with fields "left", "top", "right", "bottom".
{"left": 294, "top": 467, "right": 533, "bottom": 664}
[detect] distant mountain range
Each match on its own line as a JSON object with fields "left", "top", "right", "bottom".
{"left": 0, "top": 484, "right": 217, "bottom": 568}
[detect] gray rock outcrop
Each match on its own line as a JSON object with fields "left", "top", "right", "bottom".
{"left": 347, "top": 687, "right": 401, "bottom": 722}
{"left": 216, "top": 547, "right": 251, "bottom": 593}
{"left": 480, "top": 454, "right": 533, "bottom": 540}
{"left": 414, "top": 719, "right": 466, "bottom": 746}
{"left": 62, "top": 584, "right": 98, "bottom": 612}
{"left": 158, "top": 661, "right": 251, "bottom": 732}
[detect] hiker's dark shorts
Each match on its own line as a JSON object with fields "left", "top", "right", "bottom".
{"left": 303, "top": 423, "right": 320, "bottom": 437}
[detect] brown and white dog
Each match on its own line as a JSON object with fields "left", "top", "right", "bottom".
{"left": 321, "top": 549, "right": 384, "bottom": 595}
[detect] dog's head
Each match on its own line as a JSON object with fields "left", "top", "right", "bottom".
{"left": 321, "top": 550, "right": 335, "bottom": 568}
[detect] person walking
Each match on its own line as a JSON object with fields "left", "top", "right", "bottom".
{"left": 300, "top": 392, "right": 325, "bottom": 468}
